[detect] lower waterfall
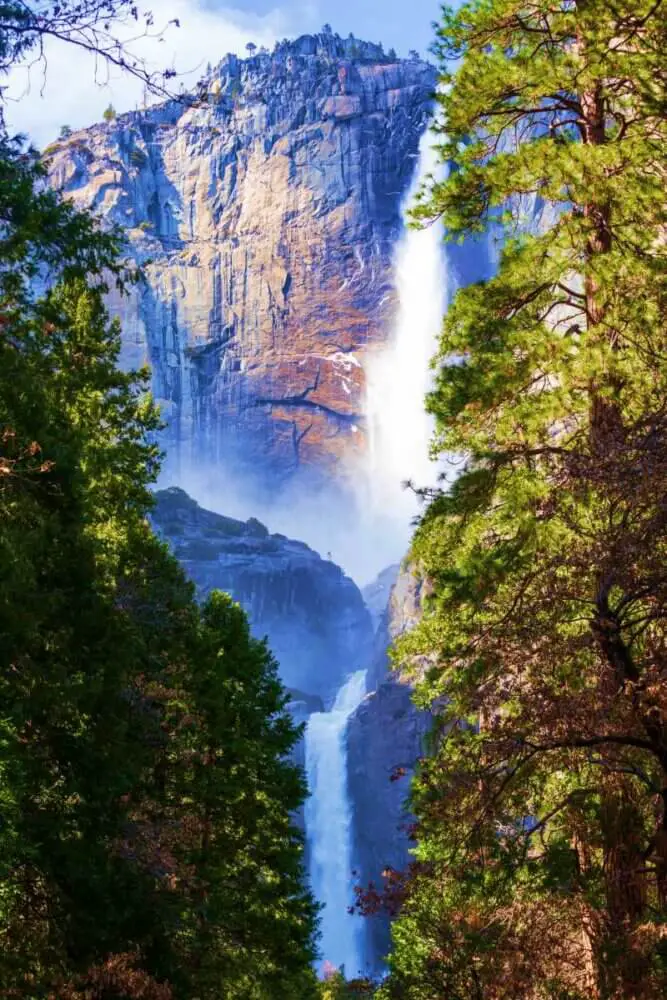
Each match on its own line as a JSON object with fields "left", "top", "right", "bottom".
{"left": 305, "top": 670, "right": 368, "bottom": 976}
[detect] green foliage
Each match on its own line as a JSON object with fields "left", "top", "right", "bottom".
{"left": 59, "top": 124, "right": 72, "bottom": 139}
{"left": 129, "top": 146, "right": 147, "bottom": 168}
{"left": 318, "top": 970, "right": 376, "bottom": 999}
{"left": 383, "top": 2, "right": 667, "bottom": 998}
{"left": 0, "top": 136, "right": 166, "bottom": 995}
{"left": 0, "top": 133, "right": 318, "bottom": 998}
{"left": 103, "top": 102, "right": 117, "bottom": 123}
{"left": 167, "top": 592, "right": 319, "bottom": 998}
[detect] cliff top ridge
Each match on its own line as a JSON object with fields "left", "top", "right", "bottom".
{"left": 211, "top": 27, "right": 427, "bottom": 70}
{"left": 195, "top": 28, "right": 433, "bottom": 104}
{"left": 42, "top": 28, "right": 434, "bottom": 148}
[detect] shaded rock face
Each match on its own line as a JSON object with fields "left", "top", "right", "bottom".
{"left": 151, "top": 487, "right": 373, "bottom": 700}
{"left": 347, "top": 563, "right": 431, "bottom": 971}
{"left": 362, "top": 563, "right": 401, "bottom": 691}
{"left": 361, "top": 563, "right": 399, "bottom": 634}
{"left": 46, "top": 33, "right": 437, "bottom": 500}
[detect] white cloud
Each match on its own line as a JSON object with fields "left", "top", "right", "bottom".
{"left": 3, "top": 1, "right": 299, "bottom": 148}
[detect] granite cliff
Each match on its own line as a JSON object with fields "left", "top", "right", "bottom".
{"left": 46, "top": 33, "right": 437, "bottom": 503}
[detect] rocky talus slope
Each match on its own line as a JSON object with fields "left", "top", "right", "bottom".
{"left": 46, "top": 33, "right": 436, "bottom": 499}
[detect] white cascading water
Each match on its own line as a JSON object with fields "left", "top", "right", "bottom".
{"left": 359, "top": 125, "right": 448, "bottom": 572}
{"left": 305, "top": 670, "right": 368, "bottom": 976}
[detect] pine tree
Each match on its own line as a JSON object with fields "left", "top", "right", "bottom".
{"left": 1, "top": 6, "right": 319, "bottom": 995}
{"left": 169, "top": 593, "right": 319, "bottom": 999}
{"left": 381, "top": 2, "right": 667, "bottom": 998}
{"left": 0, "top": 137, "right": 170, "bottom": 994}
{"left": 0, "top": 137, "right": 319, "bottom": 998}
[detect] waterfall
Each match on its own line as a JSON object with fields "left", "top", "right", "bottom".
{"left": 357, "top": 126, "right": 448, "bottom": 575}
{"left": 305, "top": 670, "right": 368, "bottom": 976}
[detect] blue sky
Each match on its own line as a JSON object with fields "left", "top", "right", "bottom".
{"left": 212, "top": 0, "right": 444, "bottom": 55}
{"left": 4, "top": 0, "right": 445, "bottom": 146}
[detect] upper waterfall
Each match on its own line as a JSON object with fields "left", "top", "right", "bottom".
{"left": 355, "top": 126, "right": 448, "bottom": 576}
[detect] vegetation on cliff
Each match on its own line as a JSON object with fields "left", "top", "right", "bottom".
{"left": 372, "top": 1, "right": 667, "bottom": 997}
{"left": 0, "top": 7, "right": 319, "bottom": 996}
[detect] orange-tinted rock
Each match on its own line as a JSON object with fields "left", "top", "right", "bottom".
{"left": 46, "top": 32, "right": 436, "bottom": 497}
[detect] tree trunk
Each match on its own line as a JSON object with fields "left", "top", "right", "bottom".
{"left": 599, "top": 783, "right": 649, "bottom": 999}
{"left": 574, "top": 10, "right": 653, "bottom": 997}
{"left": 573, "top": 828, "right": 602, "bottom": 998}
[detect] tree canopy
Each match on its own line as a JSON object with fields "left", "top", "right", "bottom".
{"left": 379, "top": 2, "right": 667, "bottom": 998}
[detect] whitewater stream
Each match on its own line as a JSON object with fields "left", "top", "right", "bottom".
{"left": 304, "top": 670, "right": 368, "bottom": 976}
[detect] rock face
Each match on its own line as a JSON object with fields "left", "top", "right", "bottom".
{"left": 347, "top": 563, "right": 431, "bottom": 971}
{"left": 361, "top": 563, "right": 400, "bottom": 634}
{"left": 151, "top": 487, "right": 373, "bottom": 699}
{"left": 46, "top": 33, "right": 437, "bottom": 500}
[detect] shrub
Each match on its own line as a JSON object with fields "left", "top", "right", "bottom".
{"left": 129, "top": 148, "right": 147, "bottom": 168}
